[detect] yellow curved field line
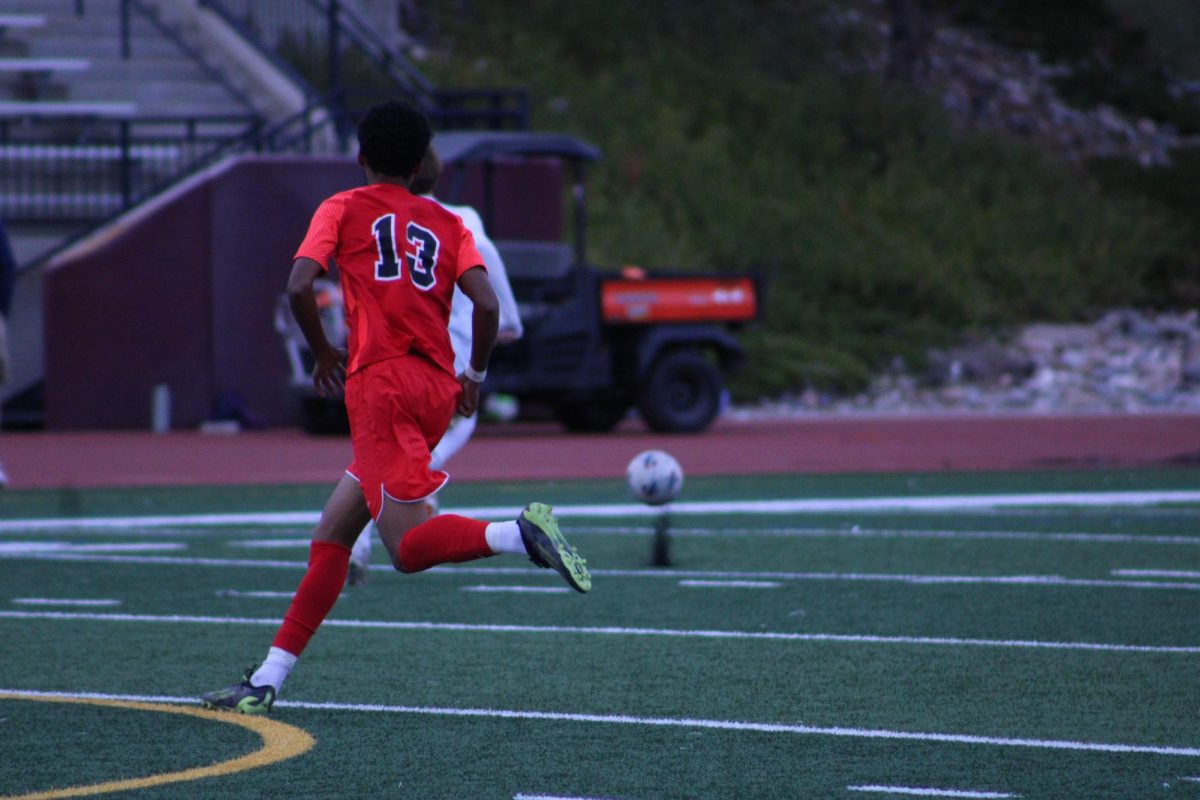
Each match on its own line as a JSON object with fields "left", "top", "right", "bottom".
{"left": 0, "top": 693, "right": 315, "bottom": 800}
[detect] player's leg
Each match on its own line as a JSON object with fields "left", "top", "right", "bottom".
{"left": 376, "top": 496, "right": 590, "bottom": 593}
{"left": 201, "top": 474, "right": 369, "bottom": 713}
{"left": 375, "top": 494, "right": 492, "bottom": 572}
{"left": 374, "top": 354, "right": 591, "bottom": 589}
{"left": 348, "top": 497, "right": 437, "bottom": 587}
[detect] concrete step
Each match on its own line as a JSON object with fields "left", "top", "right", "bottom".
{"left": 0, "top": 13, "right": 46, "bottom": 30}
{"left": 4, "top": 0, "right": 303, "bottom": 122}
{"left": 3, "top": 13, "right": 251, "bottom": 115}
{"left": 0, "top": 141, "right": 184, "bottom": 161}
{"left": 0, "top": 57, "right": 90, "bottom": 72}
{"left": 28, "top": 35, "right": 186, "bottom": 61}
{"left": 0, "top": 99, "right": 138, "bottom": 117}
{"left": 65, "top": 79, "right": 242, "bottom": 105}
{"left": 37, "top": 55, "right": 220, "bottom": 82}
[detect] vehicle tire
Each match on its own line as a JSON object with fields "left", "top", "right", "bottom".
{"left": 637, "top": 350, "right": 722, "bottom": 433}
{"left": 555, "top": 397, "right": 630, "bottom": 433}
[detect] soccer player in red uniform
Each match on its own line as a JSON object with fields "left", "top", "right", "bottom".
{"left": 201, "top": 100, "right": 591, "bottom": 715}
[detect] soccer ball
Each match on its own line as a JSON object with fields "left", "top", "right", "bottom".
{"left": 626, "top": 450, "right": 684, "bottom": 506}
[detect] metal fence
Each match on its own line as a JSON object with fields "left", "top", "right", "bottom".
{"left": 1, "top": 0, "right": 527, "bottom": 225}
{"left": 0, "top": 115, "right": 265, "bottom": 221}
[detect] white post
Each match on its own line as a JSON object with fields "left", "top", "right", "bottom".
{"left": 151, "top": 383, "right": 171, "bottom": 433}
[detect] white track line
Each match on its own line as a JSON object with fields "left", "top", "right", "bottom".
{"left": 847, "top": 785, "right": 1018, "bottom": 798}
{"left": 2, "top": 688, "right": 1197, "bottom": 758}
{"left": 11, "top": 598, "right": 121, "bottom": 607}
{"left": 4, "top": 550, "right": 1199, "bottom": 593}
{"left": 8, "top": 526, "right": 1200, "bottom": 548}
{"left": 0, "top": 512, "right": 319, "bottom": 531}
{"left": 460, "top": 585, "right": 572, "bottom": 594}
{"left": 568, "top": 526, "right": 1200, "bottom": 547}
{"left": 0, "top": 610, "right": 1194, "bottom": 654}
{"left": 0, "top": 541, "right": 184, "bottom": 553}
{"left": 1112, "top": 569, "right": 1200, "bottom": 579}
{"left": 678, "top": 580, "right": 781, "bottom": 589}
{"left": 0, "top": 552, "right": 303, "bottom": 568}
{"left": 0, "top": 490, "right": 1196, "bottom": 531}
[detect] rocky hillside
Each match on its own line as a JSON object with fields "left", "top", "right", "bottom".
{"left": 828, "top": 1, "right": 1200, "bottom": 166}
{"left": 739, "top": 311, "right": 1200, "bottom": 415}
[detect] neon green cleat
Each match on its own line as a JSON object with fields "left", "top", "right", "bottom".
{"left": 517, "top": 502, "right": 592, "bottom": 593}
{"left": 200, "top": 669, "right": 276, "bottom": 715}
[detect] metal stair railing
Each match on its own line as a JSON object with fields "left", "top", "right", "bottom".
{"left": 0, "top": 113, "right": 266, "bottom": 222}
{"left": 3, "top": 0, "right": 528, "bottom": 234}
{"left": 196, "top": 0, "right": 529, "bottom": 137}
{"left": 2, "top": 96, "right": 341, "bottom": 228}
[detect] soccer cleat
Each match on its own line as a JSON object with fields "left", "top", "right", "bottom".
{"left": 517, "top": 502, "right": 591, "bottom": 593}
{"left": 200, "top": 669, "right": 276, "bottom": 715}
{"left": 347, "top": 559, "right": 368, "bottom": 587}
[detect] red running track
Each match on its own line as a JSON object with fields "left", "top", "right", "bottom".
{"left": 1, "top": 413, "right": 1198, "bottom": 490}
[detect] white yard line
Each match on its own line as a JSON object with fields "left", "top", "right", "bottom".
{"left": 0, "top": 610, "right": 1193, "bottom": 654}
{"left": 460, "top": 585, "right": 572, "bottom": 594}
{"left": 0, "top": 553, "right": 303, "bottom": 568}
{"left": 11, "top": 598, "right": 121, "bottom": 607}
{"left": 569, "top": 526, "right": 1200, "bottom": 547}
{"left": 0, "top": 542, "right": 185, "bottom": 553}
{"left": 1112, "top": 569, "right": 1200, "bottom": 579}
{"left": 0, "top": 511, "right": 319, "bottom": 531}
{"left": 847, "top": 785, "right": 1018, "bottom": 798}
{"left": 2, "top": 551, "right": 1199, "bottom": 592}
{"left": 2, "top": 688, "right": 1197, "bottom": 759}
{"left": 0, "top": 490, "right": 1196, "bottom": 532}
{"left": 7, "top": 525, "right": 1200, "bottom": 548}
{"left": 678, "top": 580, "right": 781, "bottom": 589}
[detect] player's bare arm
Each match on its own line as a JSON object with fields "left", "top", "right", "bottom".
{"left": 287, "top": 256, "right": 347, "bottom": 397}
{"left": 455, "top": 265, "right": 499, "bottom": 416}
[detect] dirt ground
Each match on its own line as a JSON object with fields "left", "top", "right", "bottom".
{"left": 2, "top": 412, "right": 1199, "bottom": 491}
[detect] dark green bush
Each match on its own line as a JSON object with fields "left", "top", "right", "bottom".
{"left": 418, "top": 0, "right": 1199, "bottom": 397}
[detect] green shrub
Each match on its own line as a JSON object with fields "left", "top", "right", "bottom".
{"left": 419, "top": 0, "right": 1199, "bottom": 398}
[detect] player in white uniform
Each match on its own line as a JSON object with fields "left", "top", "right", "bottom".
{"left": 347, "top": 146, "right": 524, "bottom": 585}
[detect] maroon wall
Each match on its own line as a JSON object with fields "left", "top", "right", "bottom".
{"left": 437, "top": 156, "right": 563, "bottom": 241}
{"left": 44, "top": 156, "right": 362, "bottom": 430}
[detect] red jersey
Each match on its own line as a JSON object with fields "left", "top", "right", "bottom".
{"left": 294, "top": 182, "right": 485, "bottom": 377}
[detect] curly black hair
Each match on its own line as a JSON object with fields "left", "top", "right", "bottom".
{"left": 356, "top": 99, "right": 432, "bottom": 178}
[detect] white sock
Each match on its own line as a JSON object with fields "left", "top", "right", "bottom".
{"left": 250, "top": 647, "right": 297, "bottom": 692}
{"left": 485, "top": 520, "right": 526, "bottom": 555}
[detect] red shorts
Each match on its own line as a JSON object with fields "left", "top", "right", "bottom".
{"left": 344, "top": 354, "right": 460, "bottom": 518}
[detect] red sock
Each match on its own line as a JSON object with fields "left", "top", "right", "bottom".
{"left": 398, "top": 514, "right": 493, "bottom": 573}
{"left": 271, "top": 540, "right": 351, "bottom": 656}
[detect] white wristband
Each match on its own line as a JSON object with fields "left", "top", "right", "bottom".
{"left": 463, "top": 365, "right": 487, "bottom": 383}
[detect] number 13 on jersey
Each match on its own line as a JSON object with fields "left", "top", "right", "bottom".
{"left": 372, "top": 213, "right": 440, "bottom": 290}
